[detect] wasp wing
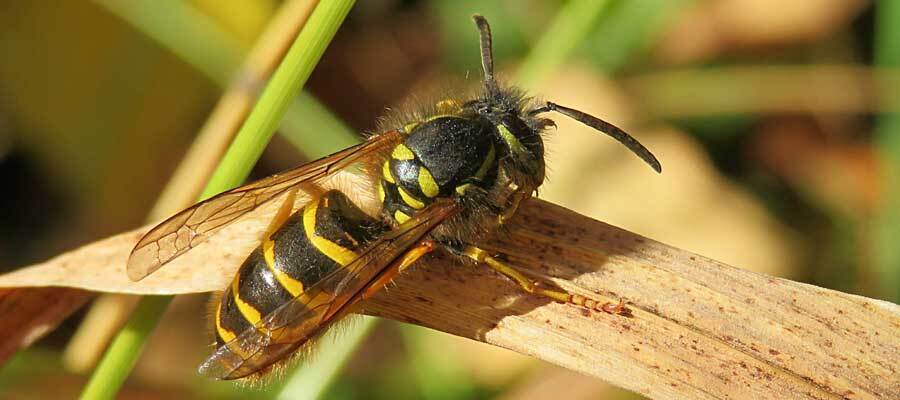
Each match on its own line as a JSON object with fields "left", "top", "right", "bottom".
{"left": 127, "top": 131, "right": 402, "bottom": 281}
{"left": 198, "top": 200, "right": 458, "bottom": 380}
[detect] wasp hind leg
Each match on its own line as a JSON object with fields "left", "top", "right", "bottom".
{"left": 362, "top": 240, "right": 437, "bottom": 300}
{"left": 461, "top": 245, "right": 629, "bottom": 315}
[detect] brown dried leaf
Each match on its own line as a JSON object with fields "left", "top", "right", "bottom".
{"left": 0, "top": 288, "right": 92, "bottom": 363}
{"left": 0, "top": 193, "right": 301, "bottom": 294}
{"left": 0, "top": 185, "right": 896, "bottom": 398}
{"left": 369, "top": 201, "right": 899, "bottom": 399}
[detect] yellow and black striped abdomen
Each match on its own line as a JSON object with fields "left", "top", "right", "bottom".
{"left": 215, "top": 190, "right": 387, "bottom": 346}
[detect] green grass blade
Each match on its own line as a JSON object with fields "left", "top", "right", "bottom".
{"left": 515, "top": 0, "right": 611, "bottom": 88}
{"left": 201, "top": 0, "right": 356, "bottom": 197}
{"left": 274, "top": 316, "right": 378, "bottom": 400}
{"left": 874, "top": 0, "right": 900, "bottom": 302}
{"left": 78, "top": 2, "right": 355, "bottom": 398}
{"left": 93, "top": 0, "right": 359, "bottom": 158}
{"left": 77, "top": 296, "right": 172, "bottom": 400}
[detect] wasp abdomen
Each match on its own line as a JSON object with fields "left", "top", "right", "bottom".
{"left": 215, "top": 190, "right": 387, "bottom": 346}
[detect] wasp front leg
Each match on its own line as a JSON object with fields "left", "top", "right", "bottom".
{"left": 461, "top": 246, "right": 628, "bottom": 315}
{"left": 498, "top": 184, "right": 533, "bottom": 225}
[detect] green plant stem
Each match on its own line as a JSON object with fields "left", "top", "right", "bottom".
{"left": 874, "top": 1, "right": 900, "bottom": 302}
{"left": 78, "top": 2, "right": 355, "bottom": 398}
{"left": 203, "top": 0, "right": 355, "bottom": 197}
{"left": 515, "top": 0, "right": 611, "bottom": 88}
{"left": 93, "top": 0, "right": 358, "bottom": 157}
{"left": 77, "top": 296, "right": 172, "bottom": 400}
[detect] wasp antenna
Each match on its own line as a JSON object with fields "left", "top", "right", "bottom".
{"left": 530, "top": 102, "right": 662, "bottom": 173}
{"left": 472, "top": 15, "right": 500, "bottom": 96}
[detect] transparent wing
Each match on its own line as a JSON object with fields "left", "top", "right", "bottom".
{"left": 198, "top": 200, "right": 459, "bottom": 380}
{"left": 127, "top": 131, "right": 402, "bottom": 281}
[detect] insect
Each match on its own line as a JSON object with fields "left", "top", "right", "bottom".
{"left": 127, "top": 15, "right": 661, "bottom": 380}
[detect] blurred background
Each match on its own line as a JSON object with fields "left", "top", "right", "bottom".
{"left": 0, "top": 0, "right": 897, "bottom": 399}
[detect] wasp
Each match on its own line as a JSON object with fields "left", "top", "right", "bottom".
{"left": 126, "top": 15, "right": 661, "bottom": 380}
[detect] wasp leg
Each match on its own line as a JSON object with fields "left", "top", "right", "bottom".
{"left": 263, "top": 188, "right": 301, "bottom": 238}
{"left": 499, "top": 186, "right": 529, "bottom": 224}
{"left": 362, "top": 240, "right": 436, "bottom": 300}
{"left": 462, "top": 246, "right": 628, "bottom": 315}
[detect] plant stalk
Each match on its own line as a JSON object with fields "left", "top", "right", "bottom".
{"left": 78, "top": 1, "right": 355, "bottom": 398}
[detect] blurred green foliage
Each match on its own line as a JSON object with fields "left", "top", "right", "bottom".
{"left": 0, "top": 0, "right": 894, "bottom": 399}
{"left": 875, "top": 0, "right": 900, "bottom": 302}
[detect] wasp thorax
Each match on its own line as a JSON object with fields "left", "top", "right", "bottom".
{"left": 379, "top": 115, "right": 501, "bottom": 224}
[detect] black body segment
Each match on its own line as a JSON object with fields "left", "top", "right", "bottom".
{"left": 215, "top": 190, "right": 388, "bottom": 346}
{"left": 215, "top": 286, "right": 252, "bottom": 345}
{"left": 271, "top": 213, "right": 338, "bottom": 292}
{"left": 310, "top": 191, "right": 384, "bottom": 248}
{"left": 403, "top": 116, "right": 496, "bottom": 193}
{"left": 498, "top": 113, "right": 545, "bottom": 182}
{"left": 380, "top": 179, "right": 422, "bottom": 225}
{"left": 235, "top": 249, "right": 294, "bottom": 320}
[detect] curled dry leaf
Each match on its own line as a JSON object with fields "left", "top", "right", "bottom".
{"left": 0, "top": 190, "right": 313, "bottom": 363}
{"left": 0, "top": 288, "right": 92, "bottom": 363}
{"left": 0, "top": 174, "right": 897, "bottom": 399}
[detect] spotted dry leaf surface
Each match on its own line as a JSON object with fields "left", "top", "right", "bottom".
{"left": 0, "top": 196, "right": 897, "bottom": 399}
{"left": 366, "top": 201, "right": 899, "bottom": 400}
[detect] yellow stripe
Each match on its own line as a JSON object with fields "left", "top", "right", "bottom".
{"left": 455, "top": 183, "right": 473, "bottom": 195}
{"left": 382, "top": 161, "right": 395, "bottom": 183}
{"left": 394, "top": 210, "right": 411, "bottom": 224}
{"left": 424, "top": 111, "right": 462, "bottom": 123}
{"left": 497, "top": 124, "right": 526, "bottom": 155}
{"left": 397, "top": 186, "right": 425, "bottom": 209}
{"left": 391, "top": 144, "right": 415, "bottom": 160}
{"left": 303, "top": 199, "right": 357, "bottom": 266}
{"left": 418, "top": 167, "right": 439, "bottom": 197}
{"left": 475, "top": 144, "right": 496, "bottom": 180}
{"left": 435, "top": 99, "right": 462, "bottom": 114}
{"left": 377, "top": 182, "right": 386, "bottom": 203}
{"left": 263, "top": 237, "right": 276, "bottom": 267}
{"left": 215, "top": 302, "right": 237, "bottom": 343}
{"left": 403, "top": 122, "right": 419, "bottom": 133}
{"left": 232, "top": 278, "right": 262, "bottom": 325}
{"left": 262, "top": 237, "right": 304, "bottom": 297}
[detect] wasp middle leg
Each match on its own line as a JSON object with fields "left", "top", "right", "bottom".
{"left": 460, "top": 245, "right": 628, "bottom": 315}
